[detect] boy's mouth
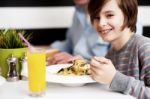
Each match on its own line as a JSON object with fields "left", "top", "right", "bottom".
{"left": 100, "top": 29, "right": 112, "bottom": 35}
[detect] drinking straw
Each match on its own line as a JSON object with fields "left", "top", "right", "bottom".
{"left": 18, "top": 33, "right": 32, "bottom": 50}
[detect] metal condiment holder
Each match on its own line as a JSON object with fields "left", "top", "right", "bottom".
{"left": 20, "top": 53, "right": 28, "bottom": 80}
{"left": 7, "top": 54, "right": 19, "bottom": 82}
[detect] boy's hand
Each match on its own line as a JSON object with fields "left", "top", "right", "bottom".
{"left": 90, "top": 56, "right": 116, "bottom": 85}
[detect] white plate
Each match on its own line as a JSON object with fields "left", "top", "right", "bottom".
{"left": 46, "top": 64, "right": 95, "bottom": 87}
{"left": 0, "top": 76, "right": 6, "bottom": 86}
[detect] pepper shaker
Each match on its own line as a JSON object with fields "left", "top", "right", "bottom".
{"left": 7, "top": 54, "right": 19, "bottom": 81}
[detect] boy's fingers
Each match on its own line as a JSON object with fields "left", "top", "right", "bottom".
{"left": 93, "top": 56, "right": 110, "bottom": 64}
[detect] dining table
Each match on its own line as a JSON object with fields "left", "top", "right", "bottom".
{"left": 0, "top": 80, "right": 136, "bottom": 99}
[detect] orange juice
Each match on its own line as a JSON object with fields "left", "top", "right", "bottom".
{"left": 27, "top": 51, "right": 46, "bottom": 96}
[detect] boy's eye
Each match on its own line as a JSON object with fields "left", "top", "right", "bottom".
{"left": 106, "top": 14, "right": 114, "bottom": 18}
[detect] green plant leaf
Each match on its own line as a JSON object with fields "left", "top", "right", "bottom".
{"left": 0, "top": 29, "right": 32, "bottom": 48}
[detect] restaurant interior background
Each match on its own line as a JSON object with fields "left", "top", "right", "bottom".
{"left": 0, "top": 0, "right": 150, "bottom": 45}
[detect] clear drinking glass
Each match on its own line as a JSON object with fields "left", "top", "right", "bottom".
{"left": 27, "top": 48, "right": 46, "bottom": 97}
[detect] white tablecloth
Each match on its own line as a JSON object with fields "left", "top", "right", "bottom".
{"left": 0, "top": 81, "right": 135, "bottom": 99}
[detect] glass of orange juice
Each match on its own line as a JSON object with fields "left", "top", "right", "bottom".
{"left": 27, "top": 48, "right": 46, "bottom": 97}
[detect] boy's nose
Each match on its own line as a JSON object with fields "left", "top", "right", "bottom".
{"left": 99, "top": 18, "right": 107, "bottom": 27}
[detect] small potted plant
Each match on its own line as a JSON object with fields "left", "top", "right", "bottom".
{"left": 0, "top": 29, "right": 32, "bottom": 78}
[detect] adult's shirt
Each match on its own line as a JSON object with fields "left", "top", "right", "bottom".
{"left": 51, "top": 6, "right": 109, "bottom": 60}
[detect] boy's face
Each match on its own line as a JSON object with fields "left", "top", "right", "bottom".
{"left": 93, "top": 0, "right": 126, "bottom": 43}
{"left": 73, "top": 0, "right": 89, "bottom": 7}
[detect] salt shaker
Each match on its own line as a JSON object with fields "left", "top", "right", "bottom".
{"left": 0, "top": 66, "right": 1, "bottom": 75}
{"left": 7, "top": 54, "right": 19, "bottom": 81}
{"left": 21, "top": 53, "right": 28, "bottom": 80}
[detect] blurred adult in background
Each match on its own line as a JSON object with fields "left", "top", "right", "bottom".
{"left": 47, "top": 0, "right": 109, "bottom": 64}
{"left": 46, "top": 0, "right": 143, "bottom": 64}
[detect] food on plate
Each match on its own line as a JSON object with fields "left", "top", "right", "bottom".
{"left": 57, "top": 59, "right": 91, "bottom": 75}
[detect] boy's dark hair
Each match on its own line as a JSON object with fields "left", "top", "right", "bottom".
{"left": 88, "top": 0, "right": 138, "bottom": 32}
